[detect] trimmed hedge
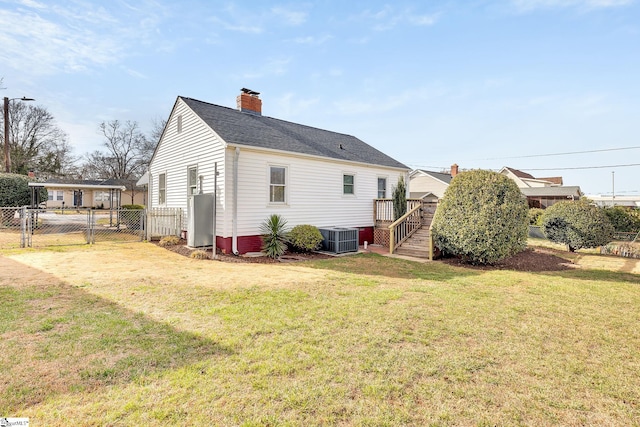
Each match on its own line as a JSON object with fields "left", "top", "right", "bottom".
{"left": 541, "top": 201, "right": 614, "bottom": 251}
{"left": 0, "top": 173, "right": 47, "bottom": 207}
{"left": 431, "top": 169, "right": 528, "bottom": 265}
{"left": 288, "top": 224, "right": 323, "bottom": 252}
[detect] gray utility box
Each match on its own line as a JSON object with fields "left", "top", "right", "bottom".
{"left": 187, "top": 193, "right": 214, "bottom": 247}
{"left": 319, "top": 227, "right": 359, "bottom": 254}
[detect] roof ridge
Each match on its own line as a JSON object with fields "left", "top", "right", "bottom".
{"left": 180, "top": 96, "right": 358, "bottom": 139}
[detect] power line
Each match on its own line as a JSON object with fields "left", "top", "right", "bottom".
{"left": 483, "top": 145, "right": 640, "bottom": 160}
{"left": 522, "top": 163, "right": 640, "bottom": 171}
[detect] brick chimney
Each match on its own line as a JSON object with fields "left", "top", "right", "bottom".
{"left": 450, "top": 164, "right": 459, "bottom": 177}
{"left": 28, "top": 170, "right": 35, "bottom": 178}
{"left": 237, "top": 88, "right": 262, "bottom": 116}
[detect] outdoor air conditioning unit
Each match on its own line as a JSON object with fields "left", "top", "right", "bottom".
{"left": 319, "top": 227, "right": 359, "bottom": 254}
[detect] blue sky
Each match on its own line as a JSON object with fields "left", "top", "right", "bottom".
{"left": 1, "top": 0, "right": 638, "bottom": 195}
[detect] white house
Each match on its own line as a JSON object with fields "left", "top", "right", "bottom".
{"left": 408, "top": 164, "right": 459, "bottom": 201}
{"left": 148, "top": 89, "right": 409, "bottom": 254}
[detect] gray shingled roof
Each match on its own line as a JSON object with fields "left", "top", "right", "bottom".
{"left": 520, "top": 186, "right": 582, "bottom": 197}
{"left": 181, "top": 97, "right": 408, "bottom": 170}
{"left": 417, "top": 169, "right": 453, "bottom": 184}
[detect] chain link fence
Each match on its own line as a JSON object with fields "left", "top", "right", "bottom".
{"left": 0, "top": 207, "right": 151, "bottom": 248}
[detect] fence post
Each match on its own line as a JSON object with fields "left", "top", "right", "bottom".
{"left": 20, "top": 206, "right": 27, "bottom": 248}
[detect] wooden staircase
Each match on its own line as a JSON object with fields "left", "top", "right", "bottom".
{"left": 393, "top": 206, "right": 435, "bottom": 259}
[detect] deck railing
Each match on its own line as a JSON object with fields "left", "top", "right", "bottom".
{"left": 388, "top": 204, "right": 423, "bottom": 254}
{"left": 374, "top": 199, "right": 422, "bottom": 224}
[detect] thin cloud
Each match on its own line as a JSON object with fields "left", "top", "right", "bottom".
{"left": 0, "top": 1, "right": 168, "bottom": 75}
{"left": 291, "top": 35, "right": 333, "bottom": 45}
{"left": 512, "top": 0, "right": 634, "bottom": 12}
{"left": 359, "top": 6, "right": 440, "bottom": 31}
{"left": 271, "top": 6, "right": 308, "bottom": 26}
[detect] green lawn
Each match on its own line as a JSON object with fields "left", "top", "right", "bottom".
{"left": 1, "top": 243, "right": 639, "bottom": 426}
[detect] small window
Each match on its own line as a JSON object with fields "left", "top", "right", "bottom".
{"left": 343, "top": 174, "right": 354, "bottom": 195}
{"left": 56, "top": 191, "right": 64, "bottom": 201}
{"left": 188, "top": 166, "right": 197, "bottom": 196}
{"left": 377, "top": 177, "right": 387, "bottom": 198}
{"left": 177, "top": 115, "right": 183, "bottom": 133}
{"left": 159, "top": 173, "right": 166, "bottom": 204}
{"left": 48, "top": 191, "right": 53, "bottom": 201}
{"left": 270, "top": 166, "right": 286, "bottom": 203}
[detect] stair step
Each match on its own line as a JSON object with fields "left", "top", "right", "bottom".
{"left": 395, "top": 248, "right": 429, "bottom": 258}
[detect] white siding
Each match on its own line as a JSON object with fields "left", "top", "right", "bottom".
{"left": 232, "top": 148, "right": 405, "bottom": 236}
{"left": 149, "top": 98, "right": 227, "bottom": 231}
{"left": 409, "top": 174, "right": 449, "bottom": 199}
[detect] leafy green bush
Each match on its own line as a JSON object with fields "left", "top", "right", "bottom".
{"left": 603, "top": 206, "right": 640, "bottom": 232}
{"left": 528, "top": 208, "right": 544, "bottom": 226}
{"left": 0, "top": 173, "right": 47, "bottom": 206}
{"left": 392, "top": 176, "right": 407, "bottom": 220}
{"left": 541, "top": 201, "right": 614, "bottom": 251}
{"left": 288, "top": 224, "right": 323, "bottom": 252}
{"left": 122, "top": 204, "right": 144, "bottom": 210}
{"left": 260, "top": 214, "right": 289, "bottom": 259}
{"left": 431, "top": 170, "right": 528, "bottom": 265}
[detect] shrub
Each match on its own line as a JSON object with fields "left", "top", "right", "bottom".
{"left": 392, "top": 176, "right": 407, "bottom": 220}
{"left": 0, "top": 173, "right": 47, "bottom": 207}
{"left": 288, "top": 224, "right": 323, "bottom": 252}
{"left": 528, "top": 208, "right": 544, "bottom": 226}
{"left": 603, "top": 206, "right": 640, "bottom": 232}
{"left": 190, "top": 249, "right": 209, "bottom": 260}
{"left": 159, "top": 235, "right": 181, "bottom": 246}
{"left": 431, "top": 169, "right": 528, "bottom": 265}
{"left": 541, "top": 201, "right": 614, "bottom": 251}
{"left": 260, "top": 214, "right": 289, "bottom": 259}
{"left": 122, "top": 204, "right": 144, "bottom": 210}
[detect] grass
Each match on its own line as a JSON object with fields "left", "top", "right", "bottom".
{"left": 1, "top": 242, "right": 639, "bottom": 426}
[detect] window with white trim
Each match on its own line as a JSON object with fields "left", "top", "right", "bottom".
{"left": 177, "top": 115, "right": 183, "bottom": 133}
{"left": 377, "top": 177, "right": 387, "bottom": 198}
{"left": 343, "top": 174, "right": 355, "bottom": 195}
{"left": 269, "top": 166, "right": 286, "bottom": 203}
{"left": 188, "top": 166, "right": 197, "bottom": 196}
{"left": 56, "top": 190, "right": 63, "bottom": 201}
{"left": 159, "top": 173, "right": 166, "bottom": 204}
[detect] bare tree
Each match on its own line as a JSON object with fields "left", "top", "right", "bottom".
{"left": 83, "top": 120, "right": 148, "bottom": 180}
{"left": 0, "top": 100, "right": 75, "bottom": 176}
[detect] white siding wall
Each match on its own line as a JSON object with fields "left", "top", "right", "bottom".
{"left": 231, "top": 148, "right": 405, "bottom": 236}
{"left": 409, "top": 175, "right": 449, "bottom": 199}
{"left": 149, "top": 99, "right": 226, "bottom": 230}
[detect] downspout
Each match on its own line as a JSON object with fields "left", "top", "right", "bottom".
{"left": 232, "top": 147, "right": 240, "bottom": 255}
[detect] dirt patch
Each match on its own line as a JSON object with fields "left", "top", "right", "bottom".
{"left": 154, "top": 239, "right": 334, "bottom": 263}
{"left": 441, "top": 247, "right": 577, "bottom": 272}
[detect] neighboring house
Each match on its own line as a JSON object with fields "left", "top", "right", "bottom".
{"left": 499, "top": 167, "right": 581, "bottom": 208}
{"left": 147, "top": 89, "right": 410, "bottom": 254}
{"left": 408, "top": 164, "right": 459, "bottom": 201}
{"left": 28, "top": 179, "right": 146, "bottom": 208}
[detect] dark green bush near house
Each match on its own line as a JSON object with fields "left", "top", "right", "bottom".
{"left": 288, "top": 224, "right": 323, "bottom": 252}
{"left": 260, "top": 214, "right": 289, "bottom": 259}
{"left": 0, "top": 173, "right": 47, "bottom": 206}
{"left": 431, "top": 169, "right": 528, "bottom": 265}
{"left": 603, "top": 206, "right": 640, "bottom": 232}
{"left": 528, "top": 208, "right": 544, "bottom": 226}
{"left": 392, "top": 176, "right": 407, "bottom": 220}
{"left": 541, "top": 200, "right": 614, "bottom": 251}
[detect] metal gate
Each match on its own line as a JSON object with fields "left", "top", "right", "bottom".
{"left": 0, "top": 207, "right": 146, "bottom": 248}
